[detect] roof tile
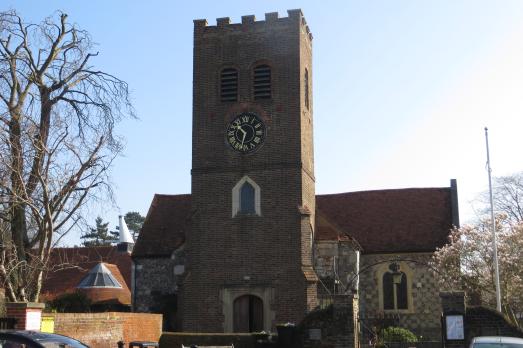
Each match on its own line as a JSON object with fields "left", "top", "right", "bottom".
{"left": 133, "top": 187, "right": 454, "bottom": 257}
{"left": 41, "top": 246, "right": 132, "bottom": 302}
{"left": 78, "top": 263, "right": 131, "bottom": 305}
{"left": 132, "top": 194, "right": 190, "bottom": 257}
{"left": 316, "top": 187, "right": 454, "bottom": 253}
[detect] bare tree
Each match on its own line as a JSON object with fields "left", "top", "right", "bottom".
{"left": 0, "top": 10, "right": 134, "bottom": 302}
{"left": 476, "top": 172, "right": 523, "bottom": 225}
{"left": 491, "top": 172, "right": 523, "bottom": 224}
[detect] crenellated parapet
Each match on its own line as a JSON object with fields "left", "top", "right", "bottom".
{"left": 193, "top": 9, "right": 313, "bottom": 42}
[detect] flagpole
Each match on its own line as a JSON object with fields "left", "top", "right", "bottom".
{"left": 485, "top": 127, "right": 502, "bottom": 312}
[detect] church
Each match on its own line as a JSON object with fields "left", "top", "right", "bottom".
{"left": 132, "top": 9, "right": 459, "bottom": 339}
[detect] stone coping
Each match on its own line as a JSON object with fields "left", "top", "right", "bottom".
{"left": 168, "top": 333, "right": 253, "bottom": 336}
{"left": 6, "top": 302, "right": 46, "bottom": 309}
{"left": 440, "top": 291, "right": 466, "bottom": 297}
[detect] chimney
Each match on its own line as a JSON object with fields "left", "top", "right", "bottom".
{"left": 117, "top": 215, "right": 134, "bottom": 253}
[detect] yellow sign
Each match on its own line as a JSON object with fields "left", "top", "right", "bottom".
{"left": 40, "top": 316, "right": 54, "bottom": 333}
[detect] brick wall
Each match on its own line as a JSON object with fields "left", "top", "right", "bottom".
{"left": 46, "top": 312, "right": 162, "bottom": 348}
{"left": 465, "top": 306, "right": 523, "bottom": 341}
{"left": 160, "top": 333, "right": 256, "bottom": 348}
{"left": 298, "top": 294, "right": 359, "bottom": 348}
{"left": 440, "top": 291, "right": 465, "bottom": 313}
{"left": 6, "top": 302, "right": 45, "bottom": 330}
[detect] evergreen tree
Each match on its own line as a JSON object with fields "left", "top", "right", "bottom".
{"left": 110, "top": 228, "right": 120, "bottom": 241}
{"left": 112, "top": 211, "right": 145, "bottom": 241}
{"left": 81, "top": 217, "right": 114, "bottom": 247}
{"left": 124, "top": 211, "right": 145, "bottom": 240}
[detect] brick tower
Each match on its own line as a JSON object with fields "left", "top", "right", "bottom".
{"left": 183, "top": 9, "right": 317, "bottom": 332}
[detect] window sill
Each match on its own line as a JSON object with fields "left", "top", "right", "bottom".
{"left": 382, "top": 308, "right": 415, "bottom": 314}
{"left": 234, "top": 212, "right": 261, "bottom": 218}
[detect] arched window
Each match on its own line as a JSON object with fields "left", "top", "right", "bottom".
{"left": 382, "top": 263, "right": 408, "bottom": 310}
{"left": 240, "top": 182, "right": 255, "bottom": 214}
{"left": 221, "top": 68, "right": 238, "bottom": 102}
{"left": 232, "top": 176, "right": 261, "bottom": 217}
{"left": 233, "top": 295, "right": 263, "bottom": 332}
{"left": 253, "top": 64, "right": 271, "bottom": 100}
{"left": 304, "top": 68, "right": 310, "bottom": 109}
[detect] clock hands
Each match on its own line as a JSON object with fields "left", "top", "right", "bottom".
{"left": 237, "top": 124, "right": 247, "bottom": 146}
{"left": 227, "top": 113, "right": 265, "bottom": 153}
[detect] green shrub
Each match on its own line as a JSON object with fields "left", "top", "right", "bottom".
{"left": 380, "top": 326, "right": 418, "bottom": 343}
{"left": 47, "top": 291, "right": 91, "bottom": 313}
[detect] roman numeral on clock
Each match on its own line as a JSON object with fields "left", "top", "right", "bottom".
{"left": 226, "top": 112, "right": 266, "bottom": 153}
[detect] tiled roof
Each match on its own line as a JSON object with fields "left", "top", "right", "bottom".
{"left": 316, "top": 187, "right": 454, "bottom": 254}
{"left": 132, "top": 194, "right": 191, "bottom": 257}
{"left": 77, "top": 263, "right": 131, "bottom": 305}
{"left": 41, "top": 246, "right": 132, "bottom": 302}
{"left": 315, "top": 212, "right": 362, "bottom": 248}
{"left": 133, "top": 187, "right": 454, "bottom": 257}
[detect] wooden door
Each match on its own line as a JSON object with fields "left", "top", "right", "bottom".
{"left": 233, "top": 295, "right": 263, "bottom": 332}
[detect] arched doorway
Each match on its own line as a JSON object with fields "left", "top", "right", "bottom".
{"left": 233, "top": 294, "right": 263, "bottom": 332}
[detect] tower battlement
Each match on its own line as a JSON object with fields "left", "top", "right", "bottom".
{"left": 193, "top": 9, "right": 313, "bottom": 41}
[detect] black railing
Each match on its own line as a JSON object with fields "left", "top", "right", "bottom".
{"left": 0, "top": 317, "right": 17, "bottom": 329}
{"left": 380, "top": 342, "right": 442, "bottom": 348}
{"left": 358, "top": 316, "right": 442, "bottom": 348}
{"left": 359, "top": 315, "right": 401, "bottom": 344}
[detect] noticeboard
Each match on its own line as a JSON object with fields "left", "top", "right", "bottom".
{"left": 445, "top": 314, "right": 464, "bottom": 340}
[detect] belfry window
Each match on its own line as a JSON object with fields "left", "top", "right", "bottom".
{"left": 232, "top": 176, "right": 261, "bottom": 217}
{"left": 304, "top": 68, "right": 310, "bottom": 109}
{"left": 221, "top": 68, "right": 238, "bottom": 102}
{"left": 240, "top": 182, "right": 255, "bottom": 214}
{"left": 253, "top": 65, "right": 271, "bottom": 100}
{"left": 382, "top": 263, "right": 408, "bottom": 310}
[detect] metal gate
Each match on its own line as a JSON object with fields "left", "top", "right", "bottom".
{"left": 0, "top": 318, "right": 17, "bottom": 329}
{"left": 358, "top": 315, "right": 442, "bottom": 348}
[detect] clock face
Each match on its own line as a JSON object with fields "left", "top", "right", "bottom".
{"left": 226, "top": 112, "right": 266, "bottom": 153}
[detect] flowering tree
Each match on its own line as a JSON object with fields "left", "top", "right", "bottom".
{"left": 432, "top": 215, "right": 523, "bottom": 326}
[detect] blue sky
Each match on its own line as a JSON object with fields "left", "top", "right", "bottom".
{"left": 5, "top": 1, "right": 523, "bottom": 243}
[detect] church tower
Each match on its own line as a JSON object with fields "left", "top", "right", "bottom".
{"left": 183, "top": 9, "right": 317, "bottom": 332}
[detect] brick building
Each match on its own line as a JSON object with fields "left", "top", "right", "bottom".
{"left": 314, "top": 186, "right": 459, "bottom": 340}
{"left": 41, "top": 246, "right": 133, "bottom": 310}
{"left": 41, "top": 216, "right": 135, "bottom": 311}
{"left": 132, "top": 9, "right": 459, "bottom": 337}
